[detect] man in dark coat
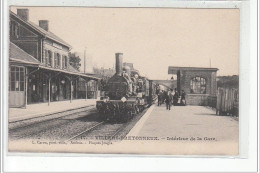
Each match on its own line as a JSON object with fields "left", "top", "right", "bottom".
{"left": 181, "top": 90, "right": 186, "bottom": 106}
{"left": 157, "top": 90, "right": 163, "bottom": 106}
{"left": 165, "top": 90, "right": 173, "bottom": 110}
{"left": 160, "top": 90, "right": 165, "bottom": 104}
{"left": 173, "top": 88, "right": 179, "bottom": 106}
{"left": 163, "top": 90, "right": 168, "bottom": 103}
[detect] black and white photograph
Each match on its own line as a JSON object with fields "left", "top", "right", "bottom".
{"left": 6, "top": 6, "right": 240, "bottom": 155}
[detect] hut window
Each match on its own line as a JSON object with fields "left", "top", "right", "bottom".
{"left": 190, "top": 77, "right": 206, "bottom": 94}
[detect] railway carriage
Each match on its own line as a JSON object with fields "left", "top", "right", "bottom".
{"left": 96, "top": 53, "right": 157, "bottom": 122}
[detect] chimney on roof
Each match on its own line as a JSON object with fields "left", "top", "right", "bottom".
{"left": 17, "top": 9, "right": 29, "bottom": 21}
{"left": 39, "top": 20, "right": 49, "bottom": 31}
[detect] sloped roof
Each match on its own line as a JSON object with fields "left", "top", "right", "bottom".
{"left": 39, "top": 65, "right": 100, "bottom": 80}
{"left": 83, "top": 73, "right": 103, "bottom": 78}
{"left": 28, "top": 21, "right": 72, "bottom": 49}
{"left": 10, "top": 11, "right": 72, "bottom": 49}
{"left": 67, "top": 64, "right": 80, "bottom": 73}
{"left": 9, "top": 42, "right": 40, "bottom": 65}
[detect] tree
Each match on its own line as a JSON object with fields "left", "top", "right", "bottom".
{"left": 93, "top": 67, "right": 115, "bottom": 91}
{"left": 217, "top": 75, "right": 239, "bottom": 88}
{"left": 69, "top": 52, "right": 81, "bottom": 71}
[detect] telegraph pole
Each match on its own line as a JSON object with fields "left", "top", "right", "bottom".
{"left": 84, "top": 47, "right": 86, "bottom": 73}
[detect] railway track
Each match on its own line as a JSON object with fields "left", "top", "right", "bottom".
{"left": 9, "top": 105, "right": 151, "bottom": 141}
{"left": 65, "top": 119, "right": 132, "bottom": 142}
{"left": 9, "top": 106, "right": 97, "bottom": 140}
{"left": 9, "top": 105, "right": 95, "bottom": 131}
{"left": 65, "top": 121, "right": 105, "bottom": 142}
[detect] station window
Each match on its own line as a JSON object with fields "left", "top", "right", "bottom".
{"left": 10, "top": 21, "right": 19, "bottom": 38}
{"left": 9, "top": 66, "right": 25, "bottom": 91}
{"left": 190, "top": 77, "right": 206, "bottom": 94}
{"left": 48, "top": 50, "right": 52, "bottom": 67}
{"left": 44, "top": 50, "right": 48, "bottom": 65}
{"left": 63, "top": 55, "right": 68, "bottom": 69}
{"left": 57, "top": 53, "right": 61, "bottom": 67}
{"left": 54, "top": 53, "right": 57, "bottom": 67}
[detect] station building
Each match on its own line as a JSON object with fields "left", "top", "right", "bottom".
{"left": 168, "top": 66, "right": 218, "bottom": 105}
{"left": 9, "top": 9, "right": 100, "bottom": 108}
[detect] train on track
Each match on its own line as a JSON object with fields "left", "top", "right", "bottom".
{"left": 96, "top": 53, "right": 158, "bottom": 122}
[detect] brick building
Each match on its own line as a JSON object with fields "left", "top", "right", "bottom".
{"left": 168, "top": 66, "right": 218, "bottom": 105}
{"left": 9, "top": 9, "right": 99, "bottom": 108}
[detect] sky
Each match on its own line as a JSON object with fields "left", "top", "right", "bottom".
{"left": 10, "top": 7, "right": 240, "bottom": 79}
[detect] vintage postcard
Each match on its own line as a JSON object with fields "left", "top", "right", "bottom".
{"left": 7, "top": 6, "right": 239, "bottom": 155}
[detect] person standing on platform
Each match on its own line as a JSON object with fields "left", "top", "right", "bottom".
{"left": 157, "top": 90, "right": 163, "bottom": 106}
{"left": 163, "top": 90, "right": 168, "bottom": 104}
{"left": 170, "top": 89, "right": 175, "bottom": 105}
{"left": 181, "top": 90, "right": 186, "bottom": 106}
{"left": 165, "top": 90, "right": 173, "bottom": 110}
{"left": 173, "top": 88, "right": 179, "bottom": 106}
{"left": 161, "top": 90, "right": 165, "bottom": 104}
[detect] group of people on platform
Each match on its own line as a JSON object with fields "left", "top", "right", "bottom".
{"left": 157, "top": 88, "right": 186, "bottom": 110}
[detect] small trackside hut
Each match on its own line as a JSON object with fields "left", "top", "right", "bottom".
{"left": 168, "top": 66, "right": 218, "bottom": 106}
{"left": 9, "top": 9, "right": 100, "bottom": 108}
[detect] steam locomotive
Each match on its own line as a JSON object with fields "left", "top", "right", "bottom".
{"left": 96, "top": 53, "right": 157, "bottom": 122}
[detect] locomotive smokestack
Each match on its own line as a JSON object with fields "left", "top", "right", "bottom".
{"left": 115, "top": 53, "right": 123, "bottom": 75}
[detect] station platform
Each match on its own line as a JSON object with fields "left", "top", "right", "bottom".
{"left": 9, "top": 99, "right": 97, "bottom": 123}
{"left": 125, "top": 103, "right": 239, "bottom": 155}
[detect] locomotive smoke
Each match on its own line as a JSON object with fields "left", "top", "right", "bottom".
{"left": 115, "top": 53, "right": 123, "bottom": 75}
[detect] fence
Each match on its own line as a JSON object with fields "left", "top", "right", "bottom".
{"left": 216, "top": 87, "right": 239, "bottom": 116}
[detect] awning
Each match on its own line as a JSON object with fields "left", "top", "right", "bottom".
{"left": 39, "top": 65, "right": 101, "bottom": 80}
